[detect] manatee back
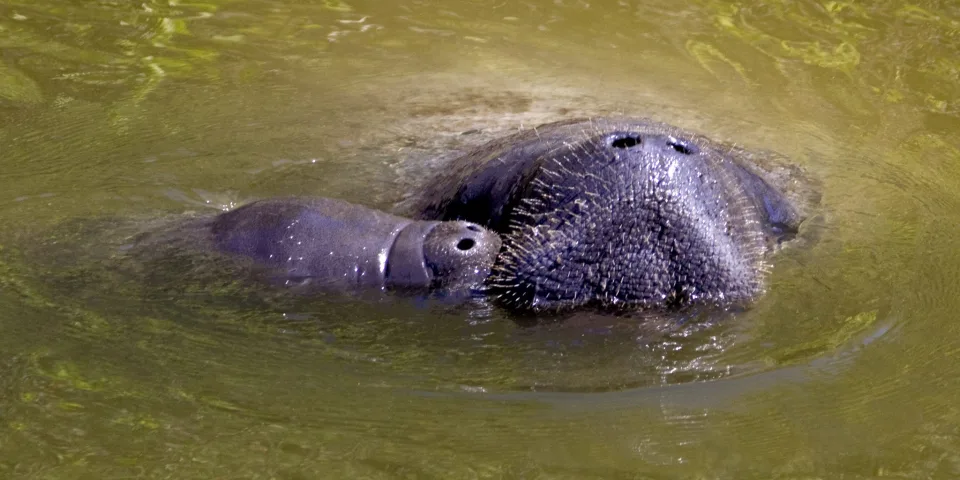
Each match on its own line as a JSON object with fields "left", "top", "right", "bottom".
{"left": 212, "top": 198, "right": 409, "bottom": 288}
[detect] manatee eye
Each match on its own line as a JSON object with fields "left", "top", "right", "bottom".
{"left": 456, "top": 238, "right": 476, "bottom": 251}
{"left": 610, "top": 134, "right": 642, "bottom": 149}
{"left": 667, "top": 137, "right": 697, "bottom": 155}
{"left": 465, "top": 225, "right": 482, "bottom": 232}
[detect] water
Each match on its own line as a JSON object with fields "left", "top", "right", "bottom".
{"left": 2, "top": 0, "right": 959, "bottom": 477}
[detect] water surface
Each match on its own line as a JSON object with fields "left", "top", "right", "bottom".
{"left": 2, "top": 0, "right": 960, "bottom": 477}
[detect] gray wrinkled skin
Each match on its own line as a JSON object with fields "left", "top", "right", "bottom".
{"left": 210, "top": 197, "right": 501, "bottom": 293}
{"left": 406, "top": 117, "right": 815, "bottom": 313}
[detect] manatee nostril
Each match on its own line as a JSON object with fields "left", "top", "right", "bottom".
{"left": 610, "top": 135, "right": 642, "bottom": 149}
{"left": 465, "top": 225, "right": 481, "bottom": 232}
{"left": 667, "top": 137, "right": 697, "bottom": 155}
{"left": 456, "top": 238, "right": 476, "bottom": 251}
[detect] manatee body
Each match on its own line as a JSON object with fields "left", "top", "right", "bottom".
{"left": 209, "top": 197, "right": 500, "bottom": 293}
{"left": 205, "top": 117, "right": 812, "bottom": 314}
{"left": 406, "top": 117, "right": 812, "bottom": 313}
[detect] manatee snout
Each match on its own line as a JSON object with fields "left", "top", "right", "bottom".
{"left": 387, "top": 219, "right": 500, "bottom": 291}
{"left": 605, "top": 131, "right": 700, "bottom": 157}
{"left": 423, "top": 221, "right": 501, "bottom": 290}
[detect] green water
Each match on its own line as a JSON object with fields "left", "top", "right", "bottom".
{"left": 2, "top": 0, "right": 960, "bottom": 477}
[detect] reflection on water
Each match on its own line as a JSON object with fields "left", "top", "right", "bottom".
{"left": 2, "top": 0, "right": 960, "bottom": 477}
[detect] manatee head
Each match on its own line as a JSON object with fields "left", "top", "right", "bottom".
{"left": 410, "top": 118, "right": 809, "bottom": 313}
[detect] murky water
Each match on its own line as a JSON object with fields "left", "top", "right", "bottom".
{"left": 2, "top": 0, "right": 960, "bottom": 477}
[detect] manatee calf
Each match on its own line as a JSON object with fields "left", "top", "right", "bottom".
{"left": 209, "top": 197, "right": 501, "bottom": 293}
{"left": 405, "top": 117, "right": 814, "bottom": 313}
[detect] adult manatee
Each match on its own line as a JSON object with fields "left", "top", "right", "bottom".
{"left": 404, "top": 117, "right": 815, "bottom": 313}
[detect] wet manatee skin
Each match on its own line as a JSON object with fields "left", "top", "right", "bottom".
{"left": 210, "top": 197, "right": 501, "bottom": 293}
{"left": 202, "top": 117, "right": 813, "bottom": 313}
{"left": 406, "top": 117, "right": 814, "bottom": 313}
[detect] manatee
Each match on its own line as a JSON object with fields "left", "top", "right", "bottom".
{"left": 207, "top": 197, "right": 501, "bottom": 293}
{"left": 404, "top": 117, "right": 815, "bottom": 313}
{"left": 197, "top": 117, "right": 813, "bottom": 314}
